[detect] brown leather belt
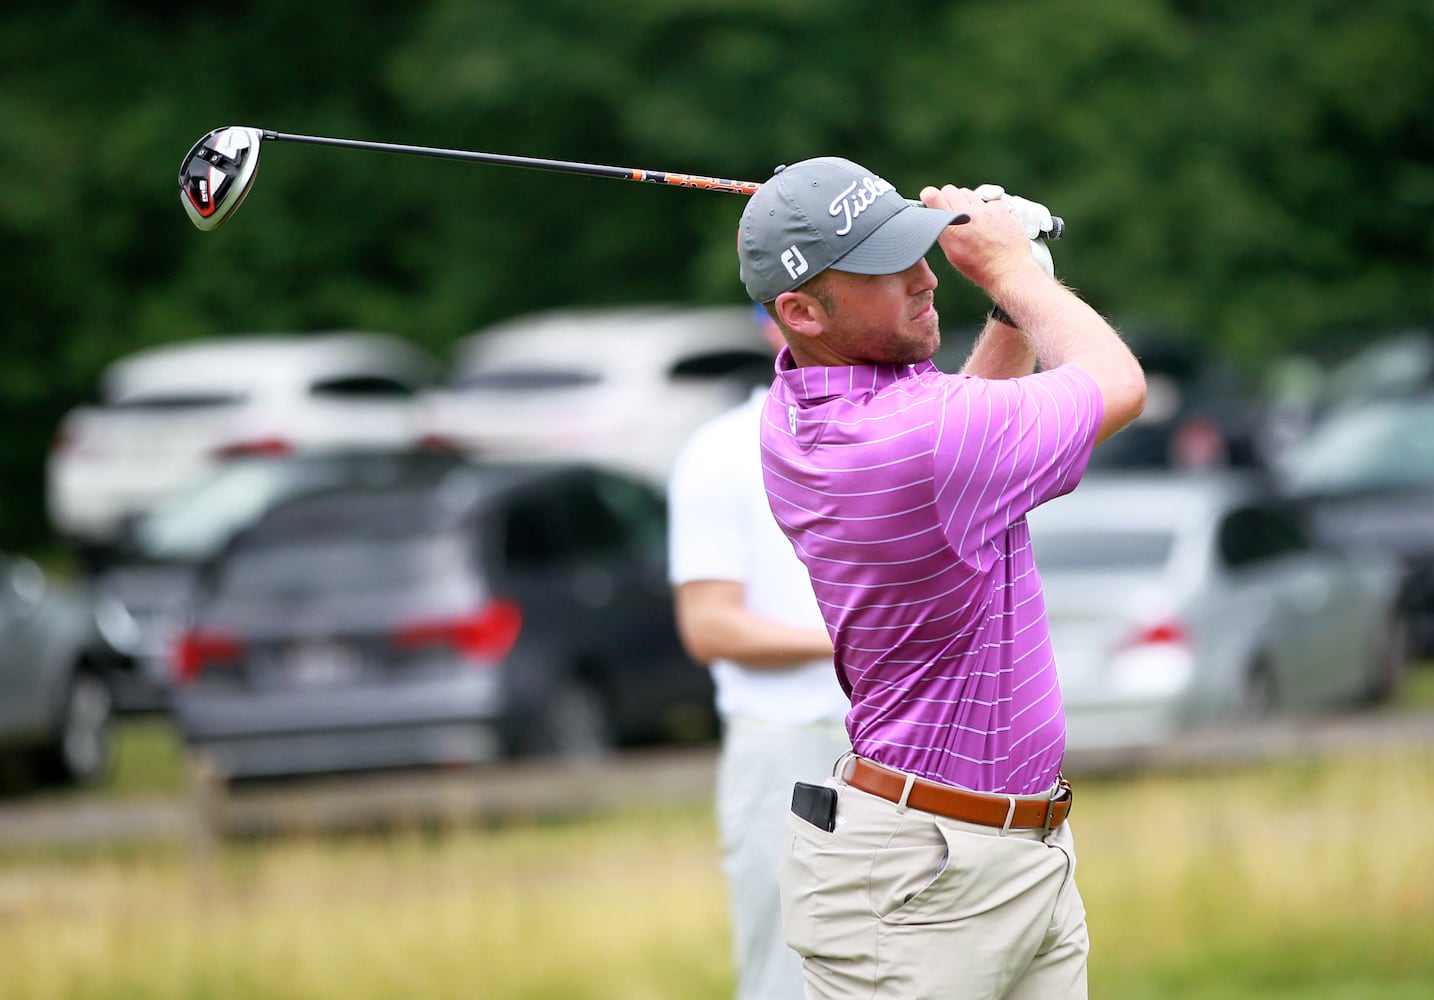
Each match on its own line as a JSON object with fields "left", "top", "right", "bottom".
{"left": 841, "top": 755, "right": 1072, "bottom": 831}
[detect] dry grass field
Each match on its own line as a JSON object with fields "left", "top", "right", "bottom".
{"left": 2, "top": 679, "right": 1433, "bottom": 998}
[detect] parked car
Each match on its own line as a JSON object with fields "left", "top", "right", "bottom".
{"left": 417, "top": 305, "right": 772, "bottom": 485}
{"left": 1085, "top": 332, "right": 1265, "bottom": 472}
{"left": 48, "top": 332, "right": 439, "bottom": 560}
{"left": 1273, "top": 392, "right": 1434, "bottom": 656}
{"left": 1317, "top": 328, "right": 1434, "bottom": 413}
{"left": 170, "top": 461, "right": 715, "bottom": 781}
{"left": 0, "top": 552, "right": 112, "bottom": 788}
{"left": 1026, "top": 472, "right": 1409, "bottom": 752}
{"left": 94, "top": 447, "right": 467, "bottom": 711}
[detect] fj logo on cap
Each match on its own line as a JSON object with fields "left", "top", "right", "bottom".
{"left": 780, "top": 245, "right": 809, "bottom": 281}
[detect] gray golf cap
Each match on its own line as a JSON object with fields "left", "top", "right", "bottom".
{"left": 738, "top": 157, "right": 963, "bottom": 303}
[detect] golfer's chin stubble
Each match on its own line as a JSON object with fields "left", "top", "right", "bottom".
{"left": 834, "top": 306, "right": 942, "bottom": 367}
{"left": 882, "top": 312, "right": 942, "bottom": 365}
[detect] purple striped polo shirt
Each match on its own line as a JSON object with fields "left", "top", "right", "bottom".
{"left": 760, "top": 351, "right": 1102, "bottom": 795}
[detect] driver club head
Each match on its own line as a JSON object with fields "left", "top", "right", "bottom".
{"left": 178, "top": 126, "right": 263, "bottom": 231}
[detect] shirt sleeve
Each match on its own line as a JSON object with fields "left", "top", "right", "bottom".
{"left": 930, "top": 365, "right": 1103, "bottom": 565}
{"left": 667, "top": 414, "right": 752, "bottom": 587}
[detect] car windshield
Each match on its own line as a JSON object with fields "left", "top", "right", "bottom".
{"left": 218, "top": 528, "right": 468, "bottom": 599}
{"left": 1031, "top": 529, "right": 1175, "bottom": 571}
{"left": 133, "top": 462, "right": 312, "bottom": 560}
{"left": 1281, "top": 400, "right": 1434, "bottom": 493}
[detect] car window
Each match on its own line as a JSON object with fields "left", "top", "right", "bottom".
{"left": 503, "top": 498, "right": 566, "bottom": 570}
{"left": 135, "top": 462, "right": 315, "bottom": 560}
{"left": 309, "top": 375, "right": 419, "bottom": 398}
{"left": 1218, "top": 504, "right": 1309, "bottom": 569}
{"left": 592, "top": 471, "right": 667, "bottom": 556}
{"left": 453, "top": 369, "right": 603, "bottom": 391}
{"left": 1281, "top": 401, "right": 1434, "bottom": 493}
{"left": 501, "top": 475, "right": 644, "bottom": 572}
{"left": 668, "top": 350, "right": 772, "bottom": 380}
{"left": 218, "top": 531, "right": 466, "bottom": 597}
{"left": 1032, "top": 530, "right": 1174, "bottom": 571}
{"left": 107, "top": 391, "right": 247, "bottom": 410}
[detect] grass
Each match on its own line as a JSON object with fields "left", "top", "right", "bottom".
{"left": 1076, "top": 753, "right": 1434, "bottom": 998}
{"left": 0, "top": 803, "right": 732, "bottom": 999}
{"left": 1396, "top": 661, "right": 1434, "bottom": 709}
{"left": 103, "top": 713, "right": 188, "bottom": 798}
{"left": 1, "top": 754, "right": 1431, "bottom": 996}
{"left": 2, "top": 673, "right": 1431, "bottom": 998}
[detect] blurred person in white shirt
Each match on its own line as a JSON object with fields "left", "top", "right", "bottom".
{"left": 668, "top": 305, "right": 851, "bottom": 1000}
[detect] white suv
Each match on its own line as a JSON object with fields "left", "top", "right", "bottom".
{"left": 417, "top": 305, "right": 773, "bottom": 486}
{"left": 47, "top": 332, "right": 438, "bottom": 553}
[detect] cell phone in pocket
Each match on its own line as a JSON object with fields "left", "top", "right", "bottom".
{"left": 791, "top": 781, "right": 838, "bottom": 832}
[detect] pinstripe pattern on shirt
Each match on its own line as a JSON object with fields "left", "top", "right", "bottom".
{"left": 760, "top": 356, "right": 1102, "bottom": 794}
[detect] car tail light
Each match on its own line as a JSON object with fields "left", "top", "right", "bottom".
{"left": 173, "top": 629, "right": 244, "bottom": 684}
{"left": 213, "top": 437, "right": 293, "bottom": 459}
{"left": 1124, "top": 618, "right": 1191, "bottom": 649}
{"left": 393, "top": 600, "right": 523, "bottom": 663}
{"left": 417, "top": 433, "right": 463, "bottom": 453}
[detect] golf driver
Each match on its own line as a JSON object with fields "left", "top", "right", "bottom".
{"left": 178, "top": 125, "right": 1066, "bottom": 239}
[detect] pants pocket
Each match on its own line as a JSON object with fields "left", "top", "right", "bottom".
{"left": 779, "top": 809, "right": 832, "bottom": 958}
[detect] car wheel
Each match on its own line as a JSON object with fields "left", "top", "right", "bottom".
{"left": 1239, "top": 661, "right": 1277, "bottom": 721}
{"left": 37, "top": 669, "right": 114, "bottom": 785}
{"left": 1363, "top": 612, "right": 1411, "bottom": 705}
{"left": 533, "top": 678, "right": 614, "bottom": 763}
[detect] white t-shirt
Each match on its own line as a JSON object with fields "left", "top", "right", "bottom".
{"left": 668, "top": 389, "right": 850, "bottom": 725}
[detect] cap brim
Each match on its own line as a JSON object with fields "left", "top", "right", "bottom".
{"left": 830, "top": 204, "right": 964, "bottom": 276}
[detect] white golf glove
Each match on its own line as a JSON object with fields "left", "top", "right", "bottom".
{"left": 974, "top": 183, "right": 1055, "bottom": 277}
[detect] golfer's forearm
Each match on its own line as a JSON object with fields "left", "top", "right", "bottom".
{"left": 990, "top": 271, "right": 1146, "bottom": 441}
{"left": 959, "top": 319, "right": 1036, "bottom": 379}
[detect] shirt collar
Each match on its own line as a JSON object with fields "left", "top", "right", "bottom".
{"left": 774, "top": 345, "right": 939, "bottom": 402}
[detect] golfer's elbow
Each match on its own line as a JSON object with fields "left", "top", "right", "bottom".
{"left": 1094, "top": 359, "right": 1147, "bottom": 444}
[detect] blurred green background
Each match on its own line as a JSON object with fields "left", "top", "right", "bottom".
{"left": 3, "top": 0, "right": 1432, "bottom": 552}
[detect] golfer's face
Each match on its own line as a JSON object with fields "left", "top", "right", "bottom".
{"left": 821, "top": 259, "right": 941, "bottom": 365}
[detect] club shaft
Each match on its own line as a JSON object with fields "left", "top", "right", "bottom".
{"left": 261, "top": 130, "right": 763, "bottom": 195}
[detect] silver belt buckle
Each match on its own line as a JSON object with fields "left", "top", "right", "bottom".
{"left": 1042, "top": 775, "right": 1072, "bottom": 836}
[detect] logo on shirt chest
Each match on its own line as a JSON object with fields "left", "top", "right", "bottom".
{"left": 788, "top": 404, "right": 798, "bottom": 434}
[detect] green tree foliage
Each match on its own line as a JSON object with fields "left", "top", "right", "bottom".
{"left": 2, "top": 0, "right": 1431, "bottom": 550}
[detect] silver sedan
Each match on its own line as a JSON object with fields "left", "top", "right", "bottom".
{"left": 0, "top": 554, "right": 111, "bottom": 786}
{"left": 1027, "top": 471, "right": 1408, "bottom": 751}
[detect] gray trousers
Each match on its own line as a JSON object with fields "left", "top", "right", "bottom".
{"left": 717, "top": 715, "right": 852, "bottom": 1000}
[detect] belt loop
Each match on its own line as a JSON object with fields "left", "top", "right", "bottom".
{"left": 1000, "top": 796, "right": 1017, "bottom": 836}
{"left": 1042, "top": 777, "right": 1067, "bottom": 837}
{"left": 833, "top": 750, "right": 857, "bottom": 780}
{"left": 895, "top": 772, "right": 916, "bottom": 812}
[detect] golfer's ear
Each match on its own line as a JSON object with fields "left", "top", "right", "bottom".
{"left": 774, "top": 290, "right": 825, "bottom": 339}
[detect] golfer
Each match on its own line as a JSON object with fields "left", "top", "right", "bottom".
{"left": 737, "top": 157, "right": 1146, "bottom": 998}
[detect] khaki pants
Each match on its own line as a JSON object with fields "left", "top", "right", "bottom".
{"left": 780, "top": 779, "right": 1088, "bottom": 999}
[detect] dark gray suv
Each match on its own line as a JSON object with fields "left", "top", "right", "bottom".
{"left": 171, "top": 462, "right": 715, "bottom": 782}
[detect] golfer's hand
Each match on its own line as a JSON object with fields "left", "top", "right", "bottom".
{"left": 974, "top": 184, "right": 1056, "bottom": 278}
{"left": 920, "top": 184, "right": 1044, "bottom": 291}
